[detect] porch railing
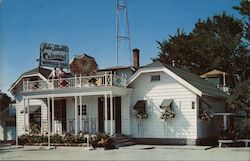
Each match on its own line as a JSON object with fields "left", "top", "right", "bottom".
{"left": 68, "top": 118, "right": 98, "bottom": 134}
{"left": 23, "top": 73, "right": 127, "bottom": 92}
{"left": 41, "top": 118, "right": 98, "bottom": 134}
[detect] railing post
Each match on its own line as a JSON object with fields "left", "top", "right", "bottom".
{"left": 110, "top": 73, "right": 113, "bottom": 86}
{"left": 75, "top": 75, "right": 77, "bottom": 88}
{"left": 27, "top": 79, "right": 29, "bottom": 91}
{"left": 23, "top": 80, "right": 26, "bottom": 91}
{"left": 79, "top": 74, "right": 82, "bottom": 88}
{"left": 52, "top": 78, "right": 54, "bottom": 89}
{"left": 105, "top": 72, "right": 107, "bottom": 86}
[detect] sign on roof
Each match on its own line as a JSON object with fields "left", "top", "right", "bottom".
{"left": 40, "top": 42, "right": 69, "bottom": 68}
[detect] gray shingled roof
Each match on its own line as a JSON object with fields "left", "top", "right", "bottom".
{"left": 142, "top": 61, "right": 228, "bottom": 98}
{"left": 22, "top": 67, "right": 51, "bottom": 78}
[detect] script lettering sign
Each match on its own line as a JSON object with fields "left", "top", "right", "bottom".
{"left": 40, "top": 42, "right": 69, "bottom": 68}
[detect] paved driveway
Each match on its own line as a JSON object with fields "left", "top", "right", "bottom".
{"left": 0, "top": 145, "right": 250, "bottom": 161}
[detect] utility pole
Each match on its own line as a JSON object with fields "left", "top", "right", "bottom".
{"left": 116, "top": 0, "right": 132, "bottom": 67}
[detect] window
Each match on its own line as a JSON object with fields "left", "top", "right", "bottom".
{"left": 78, "top": 105, "right": 87, "bottom": 115}
{"left": 151, "top": 75, "right": 161, "bottom": 82}
{"left": 192, "top": 101, "right": 195, "bottom": 109}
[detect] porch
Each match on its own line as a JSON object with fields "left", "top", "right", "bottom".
{"left": 22, "top": 73, "right": 127, "bottom": 92}
{"left": 20, "top": 87, "right": 132, "bottom": 137}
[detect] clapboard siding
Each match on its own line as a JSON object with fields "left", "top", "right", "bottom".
{"left": 121, "top": 96, "right": 130, "bottom": 135}
{"left": 129, "top": 71, "right": 198, "bottom": 139}
{"left": 197, "top": 96, "right": 226, "bottom": 138}
{"left": 16, "top": 99, "right": 47, "bottom": 136}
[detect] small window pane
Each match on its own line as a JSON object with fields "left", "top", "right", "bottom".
{"left": 151, "top": 75, "right": 161, "bottom": 82}
{"left": 78, "top": 105, "right": 87, "bottom": 115}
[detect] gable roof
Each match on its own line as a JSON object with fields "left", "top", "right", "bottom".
{"left": 98, "top": 66, "right": 136, "bottom": 72}
{"left": 23, "top": 67, "right": 51, "bottom": 78}
{"left": 8, "top": 67, "right": 51, "bottom": 92}
{"left": 128, "top": 61, "right": 228, "bottom": 98}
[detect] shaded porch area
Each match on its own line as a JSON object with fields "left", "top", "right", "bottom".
{"left": 20, "top": 86, "right": 132, "bottom": 137}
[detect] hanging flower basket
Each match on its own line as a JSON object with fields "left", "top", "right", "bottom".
{"left": 199, "top": 110, "right": 212, "bottom": 121}
{"left": 160, "top": 107, "right": 175, "bottom": 121}
{"left": 134, "top": 111, "right": 148, "bottom": 120}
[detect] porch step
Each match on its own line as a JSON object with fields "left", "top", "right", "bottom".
{"left": 114, "top": 134, "right": 136, "bottom": 148}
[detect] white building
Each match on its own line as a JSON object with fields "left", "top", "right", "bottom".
{"left": 9, "top": 49, "right": 228, "bottom": 145}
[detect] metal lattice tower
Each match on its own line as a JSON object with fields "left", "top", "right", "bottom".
{"left": 116, "top": 0, "right": 132, "bottom": 67}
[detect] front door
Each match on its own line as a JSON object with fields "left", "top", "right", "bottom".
{"left": 98, "top": 97, "right": 121, "bottom": 134}
{"left": 114, "top": 97, "right": 121, "bottom": 134}
{"left": 52, "top": 99, "right": 66, "bottom": 133}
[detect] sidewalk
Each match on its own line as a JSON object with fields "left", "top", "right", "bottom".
{"left": 0, "top": 144, "right": 249, "bottom": 161}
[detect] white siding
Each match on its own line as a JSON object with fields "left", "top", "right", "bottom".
{"left": 121, "top": 96, "right": 130, "bottom": 135}
{"left": 129, "top": 71, "right": 198, "bottom": 139}
{"left": 197, "top": 96, "right": 226, "bottom": 138}
{"left": 16, "top": 99, "right": 47, "bottom": 136}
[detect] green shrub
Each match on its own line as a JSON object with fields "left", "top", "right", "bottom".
{"left": 63, "top": 133, "right": 76, "bottom": 143}
{"left": 51, "top": 134, "right": 63, "bottom": 143}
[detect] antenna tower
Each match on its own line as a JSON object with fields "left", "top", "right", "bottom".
{"left": 116, "top": 0, "right": 132, "bottom": 67}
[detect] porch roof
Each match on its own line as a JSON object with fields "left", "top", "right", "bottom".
{"left": 21, "top": 86, "right": 133, "bottom": 99}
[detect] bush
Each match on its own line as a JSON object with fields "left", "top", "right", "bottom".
{"left": 63, "top": 133, "right": 76, "bottom": 143}
{"left": 51, "top": 134, "right": 63, "bottom": 143}
{"left": 75, "top": 134, "right": 86, "bottom": 143}
{"left": 18, "top": 134, "right": 48, "bottom": 145}
{"left": 18, "top": 133, "right": 87, "bottom": 145}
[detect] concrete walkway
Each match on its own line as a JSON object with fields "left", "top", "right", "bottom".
{"left": 0, "top": 145, "right": 250, "bottom": 161}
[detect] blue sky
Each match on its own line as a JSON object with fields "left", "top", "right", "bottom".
{"left": 0, "top": 0, "right": 240, "bottom": 95}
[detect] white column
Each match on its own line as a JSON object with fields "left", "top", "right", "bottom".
{"left": 223, "top": 115, "right": 227, "bottom": 131}
{"left": 52, "top": 97, "right": 55, "bottom": 134}
{"left": 27, "top": 99, "right": 30, "bottom": 134}
{"left": 47, "top": 97, "right": 51, "bottom": 147}
{"left": 80, "top": 95, "right": 82, "bottom": 132}
{"left": 104, "top": 93, "right": 108, "bottom": 133}
{"left": 23, "top": 99, "right": 26, "bottom": 134}
{"left": 223, "top": 73, "right": 226, "bottom": 86}
{"left": 110, "top": 93, "right": 113, "bottom": 135}
{"left": 74, "top": 95, "right": 78, "bottom": 135}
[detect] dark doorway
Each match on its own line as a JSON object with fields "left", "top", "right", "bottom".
{"left": 98, "top": 98, "right": 104, "bottom": 133}
{"left": 114, "top": 97, "right": 121, "bottom": 134}
{"left": 97, "top": 96, "right": 121, "bottom": 134}
{"left": 50, "top": 99, "right": 66, "bottom": 133}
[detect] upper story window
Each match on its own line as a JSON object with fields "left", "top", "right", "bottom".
{"left": 151, "top": 75, "right": 161, "bottom": 82}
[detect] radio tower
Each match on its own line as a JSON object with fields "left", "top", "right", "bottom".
{"left": 116, "top": 0, "right": 132, "bottom": 67}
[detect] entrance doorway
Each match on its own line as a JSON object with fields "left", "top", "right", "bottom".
{"left": 98, "top": 97, "right": 121, "bottom": 134}
{"left": 50, "top": 99, "right": 66, "bottom": 133}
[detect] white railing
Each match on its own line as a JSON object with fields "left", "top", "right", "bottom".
{"left": 67, "top": 118, "right": 97, "bottom": 134}
{"left": 23, "top": 74, "right": 127, "bottom": 92}
{"left": 217, "top": 85, "right": 229, "bottom": 93}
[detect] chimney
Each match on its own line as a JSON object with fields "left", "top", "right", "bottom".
{"left": 133, "top": 48, "right": 140, "bottom": 68}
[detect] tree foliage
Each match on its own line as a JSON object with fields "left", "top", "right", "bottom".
{"left": 156, "top": 12, "right": 250, "bottom": 87}
{"left": 228, "top": 79, "right": 250, "bottom": 116}
{"left": 0, "top": 92, "right": 11, "bottom": 111}
{"left": 233, "top": 0, "right": 250, "bottom": 41}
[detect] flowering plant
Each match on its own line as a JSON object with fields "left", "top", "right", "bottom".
{"left": 134, "top": 111, "right": 148, "bottom": 120}
{"left": 160, "top": 107, "right": 175, "bottom": 121}
{"left": 199, "top": 110, "right": 212, "bottom": 121}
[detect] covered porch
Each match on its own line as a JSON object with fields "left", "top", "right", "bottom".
{"left": 20, "top": 86, "right": 132, "bottom": 136}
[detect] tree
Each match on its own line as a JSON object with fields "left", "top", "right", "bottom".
{"left": 156, "top": 12, "right": 249, "bottom": 87}
{"left": 233, "top": 0, "right": 250, "bottom": 41}
{"left": 0, "top": 92, "right": 11, "bottom": 111}
{"left": 228, "top": 79, "right": 250, "bottom": 118}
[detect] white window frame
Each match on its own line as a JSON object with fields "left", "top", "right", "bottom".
{"left": 151, "top": 74, "right": 161, "bottom": 82}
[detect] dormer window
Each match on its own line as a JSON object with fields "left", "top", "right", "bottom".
{"left": 151, "top": 75, "right": 161, "bottom": 82}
